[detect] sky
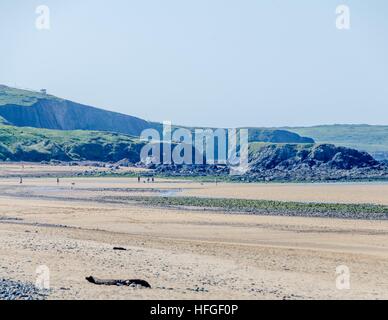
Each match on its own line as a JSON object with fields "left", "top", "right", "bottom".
{"left": 0, "top": 0, "right": 387, "bottom": 128}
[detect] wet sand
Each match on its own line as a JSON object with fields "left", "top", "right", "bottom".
{"left": 180, "top": 182, "right": 388, "bottom": 205}
{"left": 3, "top": 175, "right": 388, "bottom": 204}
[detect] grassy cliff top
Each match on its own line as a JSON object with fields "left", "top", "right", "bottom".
{"left": 0, "top": 123, "right": 139, "bottom": 144}
{"left": 0, "top": 85, "right": 62, "bottom": 107}
{"left": 0, "top": 123, "right": 143, "bottom": 162}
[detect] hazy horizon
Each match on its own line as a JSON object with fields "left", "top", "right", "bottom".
{"left": 1, "top": 0, "right": 388, "bottom": 127}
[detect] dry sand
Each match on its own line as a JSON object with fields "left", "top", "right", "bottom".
{"left": 0, "top": 173, "right": 388, "bottom": 299}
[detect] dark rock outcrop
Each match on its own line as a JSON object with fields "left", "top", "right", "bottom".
{"left": 246, "top": 144, "right": 386, "bottom": 181}
{"left": 152, "top": 144, "right": 388, "bottom": 182}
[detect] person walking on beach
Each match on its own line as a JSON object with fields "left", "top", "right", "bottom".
{"left": 19, "top": 177, "right": 23, "bottom": 184}
{"left": 57, "top": 177, "right": 60, "bottom": 184}
{"left": 138, "top": 176, "right": 141, "bottom": 183}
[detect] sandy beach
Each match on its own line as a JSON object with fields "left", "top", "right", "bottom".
{"left": 0, "top": 168, "right": 388, "bottom": 300}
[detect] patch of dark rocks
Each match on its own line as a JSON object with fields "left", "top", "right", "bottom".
{"left": 0, "top": 279, "right": 49, "bottom": 300}
{"left": 150, "top": 144, "right": 388, "bottom": 182}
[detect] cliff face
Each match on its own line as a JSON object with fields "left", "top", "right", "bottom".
{"left": 0, "top": 101, "right": 316, "bottom": 144}
{"left": 0, "top": 86, "right": 315, "bottom": 144}
{"left": 0, "top": 99, "right": 152, "bottom": 137}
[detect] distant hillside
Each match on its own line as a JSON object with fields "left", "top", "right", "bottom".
{"left": 285, "top": 125, "right": 388, "bottom": 160}
{"left": 0, "top": 123, "right": 143, "bottom": 162}
{"left": 245, "top": 128, "right": 313, "bottom": 144}
{"left": 0, "top": 85, "right": 313, "bottom": 145}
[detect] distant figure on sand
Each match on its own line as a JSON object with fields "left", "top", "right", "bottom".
{"left": 138, "top": 176, "right": 141, "bottom": 183}
{"left": 57, "top": 177, "right": 60, "bottom": 184}
{"left": 152, "top": 177, "right": 154, "bottom": 183}
{"left": 147, "top": 177, "right": 150, "bottom": 183}
{"left": 19, "top": 177, "right": 23, "bottom": 184}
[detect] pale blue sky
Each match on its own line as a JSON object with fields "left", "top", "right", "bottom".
{"left": 0, "top": 0, "right": 387, "bottom": 127}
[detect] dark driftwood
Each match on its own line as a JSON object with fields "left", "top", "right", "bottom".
{"left": 86, "top": 276, "right": 151, "bottom": 288}
{"left": 113, "top": 247, "right": 127, "bottom": 251}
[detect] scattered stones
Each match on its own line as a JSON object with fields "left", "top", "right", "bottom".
{"left": 187, "top": 286, "right": 209, "bottom": 293}
{"left": 59, "top": 287, "right": 70, "bottom": 291}
{"left": 0, "top": 279, "right": 49, "bottom": 300}
{"left": 0, "top": 216, "right": 23, "bottom": 222}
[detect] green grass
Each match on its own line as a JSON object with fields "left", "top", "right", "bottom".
{"left": 0, "top": 124, "right": 138, "bottom": 145}
{"left": 0, "top": 85, "right": 62, "bottom": 107}
{"left": 117, "top": 196, "right": 388, "bottom": 219}
{"left": 0, "top": 123, "right": 143, "bottom": 162}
